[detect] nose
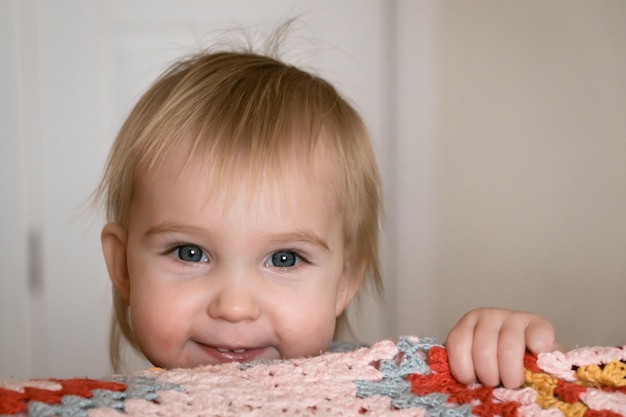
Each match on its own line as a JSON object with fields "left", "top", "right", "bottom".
{"left": 207, "top": 278, "right": 262, "bottom": 322}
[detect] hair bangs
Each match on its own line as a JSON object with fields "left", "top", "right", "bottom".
{"left": 133, "top": 53, "right": 348, "bottom": 212}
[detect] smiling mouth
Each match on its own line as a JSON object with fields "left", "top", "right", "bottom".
{"left": 199, "top": 344, "right": 267, "bottom": 363}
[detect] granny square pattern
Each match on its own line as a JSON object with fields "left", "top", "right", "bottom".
{"left": 1, "top": 337, "right": 625, "bottom": 416}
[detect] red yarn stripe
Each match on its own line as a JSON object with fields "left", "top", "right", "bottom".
{"left": 0, "top": 378, "right": 126, "bottom": 415}
{"left": 523, "top": 352, "right": 541, "bottom": 373}
{"left": 0, "top": 388, "right": 28, "bottom": 414}
{"left": 554, "top": 379, "right": 587, "bottom": 403}
{"left": 407, "top": 346, "right": 519, "bottom": 417}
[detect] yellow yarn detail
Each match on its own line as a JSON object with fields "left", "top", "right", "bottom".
{"left": 576, "top": 360, "right": 626, "bottom": 387}
{"left": 553, "top": 402, "right": 587, "bottom": 417}
{"left": 524, "top": 368, "right": 557, "bottom": 396}
{"left": 524, "top": 369, "right": 588, "bottom": 417}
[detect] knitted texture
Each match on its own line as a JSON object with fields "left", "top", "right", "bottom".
{"left": 1, "top": 337, "right": 625, "bottom": 416}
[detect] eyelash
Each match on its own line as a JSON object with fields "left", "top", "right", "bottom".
{"left": 163, "top": 244, "right": 311, "bottom": 269}
{"left": 266, "top": 249, "right": 311, "bottom": 270}
{"left": 165, "top": 243, "right": 210, "bottom": 264}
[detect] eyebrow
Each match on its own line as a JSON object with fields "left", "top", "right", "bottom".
{"left": 265, "top": 231, "right": 330, "bottom": 252}
{"left": 144, "top": 223, "right": 330, "bottom": 252}
{"left": 144, "top": 222, "right": 207, "bottom": 237}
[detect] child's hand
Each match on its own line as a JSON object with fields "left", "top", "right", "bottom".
{"left": 445, "top": 308, "right": 563, "bottom": 388}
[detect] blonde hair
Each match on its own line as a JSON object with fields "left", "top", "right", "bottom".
{"left": 96, "top": 49, "right": 382, "bottom": 372}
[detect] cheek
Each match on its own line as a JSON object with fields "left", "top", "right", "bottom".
{"left": 129, "top": 280, "right": 195, "bottom": 333}
{"left": 275, "top": 291, "right": 338, "bottom": 356}
{"left": 126, "top": 268, "right": 198, "bottom": 361}
{"left": 303, "top": 311, "right": 337, "bottom": 355}
{"left": 128, "top": 288, "right": 193, "bottom": 367}
{"left": 128, "top": 289, "right": 175, "bottom": 345}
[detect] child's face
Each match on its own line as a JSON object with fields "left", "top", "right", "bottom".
{"left": 105, "top": 143, "right": 358, "bottom": 368}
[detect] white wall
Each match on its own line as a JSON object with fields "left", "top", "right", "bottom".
{"left": 0, "top": 0, "right": 31, "bottom": 378}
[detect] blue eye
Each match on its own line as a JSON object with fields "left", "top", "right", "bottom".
{"left": 266, "top": 251, "right": 300, "bottom": 268}
{"left": 175, "top": 245, "right": 207, "bottom": 263}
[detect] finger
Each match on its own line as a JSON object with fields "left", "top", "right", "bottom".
{"left": 471, "top": 315, "right": 503, "bottom": 387}
{"left": 525, "top": 316, "right": 557, "bottom": 354}
{"left": 497, "top": 315, "right": 527, "bottom": 388}
{"left": 446, "top": 315, "right": 477, "bottom": 385}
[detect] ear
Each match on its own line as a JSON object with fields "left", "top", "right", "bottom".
{"left": 335, "top": 257, "right": 367, "bottom": 317}
{"left": 101, "top": 222, "right": 131, "bottom": 303}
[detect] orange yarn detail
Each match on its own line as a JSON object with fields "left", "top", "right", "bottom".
{"left": 0, "top": 378, "right": 126, "bottom": 414}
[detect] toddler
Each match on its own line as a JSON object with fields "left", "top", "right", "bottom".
{"left": 97, "top": 48, "right": 560, "bottom": 388}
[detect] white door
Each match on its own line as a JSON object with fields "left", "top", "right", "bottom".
{"left": 0, "top": 0, "right": 32, "bottom": 379}
{"left": 2, "top": 0, "right": 402, "bottom": 378}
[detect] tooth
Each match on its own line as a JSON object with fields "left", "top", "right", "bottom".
{"left": 217, "top": 348, "right": 248, "bottom": 353}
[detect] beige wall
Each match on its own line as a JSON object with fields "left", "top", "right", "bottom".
{"left": 430, "top": 2, "right": 626, "bottom": 348}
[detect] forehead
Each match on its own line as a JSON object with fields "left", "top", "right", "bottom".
{"left": 135, "top": 137, "right": 342, "bottom": 217}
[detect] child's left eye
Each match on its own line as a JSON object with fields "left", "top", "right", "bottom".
{"left": 265, "top": 251, "right": 302, "bottom": 268}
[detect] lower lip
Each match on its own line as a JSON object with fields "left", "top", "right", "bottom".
{"left": 198, "top": 344, "right": 268, "bottom": 363}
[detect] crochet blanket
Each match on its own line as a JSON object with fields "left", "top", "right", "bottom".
{"left": 1, "top": 337, "right": 625, "bottom": 416}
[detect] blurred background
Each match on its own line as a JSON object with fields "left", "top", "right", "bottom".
{"left": 1, "top": 0, "right": 624, "bottom": 378}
